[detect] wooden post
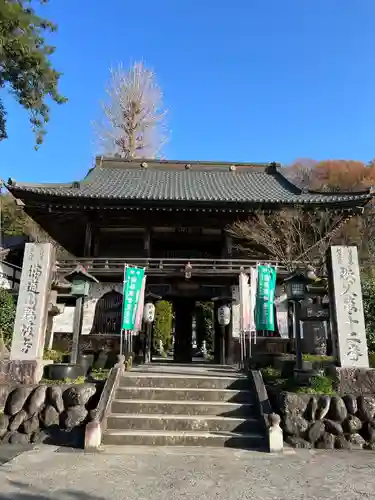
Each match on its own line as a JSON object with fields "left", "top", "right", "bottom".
{"left": 294, "top": 301, "right": 303, "bottom": 370}
{"left": 71, "top": 296, "right": 84, "bottom": 364}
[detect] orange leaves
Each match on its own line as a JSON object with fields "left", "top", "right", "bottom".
{"left": 287, "top": 159, "right": 375, "bottom": 192}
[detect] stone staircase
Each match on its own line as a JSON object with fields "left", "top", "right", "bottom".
{"left": 102, "top": 365, "right": 267, "bottom": 449}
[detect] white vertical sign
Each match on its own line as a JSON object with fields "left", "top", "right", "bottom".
{"left": 275, "top": 287, "right": 289, "bottom": 338}
{"left": 11, "top": 243, "right": 54, "bottom": 361}
{"left": 231, "top": 285, "right": 240, "bottom": 338}
{"left": 330, "top": 246, "right": 369, "bottom": 368}
{"left": 239, "top": 272, "right": 251, "bottom": 333}
{"left": 250, "top": 267, "right": 258, "bottom": 336}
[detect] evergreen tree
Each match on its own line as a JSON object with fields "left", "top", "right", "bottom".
{"left": 0, "top": 288, "right": 16, "bottom": 347}
{"left": 0, "top": 0, "right": 66, "bottom": 146}
{"left": 153, "top": 301, "right": 173, "bottom": 351}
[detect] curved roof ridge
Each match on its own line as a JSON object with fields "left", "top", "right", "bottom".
{"left": 7, "top": 179, "right": 78, "bottom": 189}
{"left": 96, "top": 156, "right": 274, "bottom": 168}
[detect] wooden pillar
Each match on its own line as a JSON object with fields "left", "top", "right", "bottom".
{"left": 92, "top": 224, "right": 100, "bottom": 257}
{"left": 144, "top": 229, "right": 151, "bottom": 258}
{"left": 84, "top": 221, "right": 93, "bottom": 257}
{"left": 224, "top": 233, "right": 233, "bottom": 269}
{"left": 226, "top": 234, "right": 233, "bottom": 257}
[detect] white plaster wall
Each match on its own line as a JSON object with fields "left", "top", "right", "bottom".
{"left": 81, "top": 282, "right": 123, "bottom": 335}
{"left": 0, "top": 261, "right": 21, "bottom": 290}
{"left": 275, "top": 286, "right": 288, "bottom": 338}
{"left": 52, "top": 306, "right": 75, "bottom": 334}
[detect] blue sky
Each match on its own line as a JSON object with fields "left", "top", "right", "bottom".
{"left": 1, "top": 0, "right": 375, "bottom": 183}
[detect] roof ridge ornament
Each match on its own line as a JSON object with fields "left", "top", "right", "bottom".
{"left": 266, "top": 162, "right": 278, "bottom": 174}
{"left": 141, "top": 162, "right": 148, "bottom": 168}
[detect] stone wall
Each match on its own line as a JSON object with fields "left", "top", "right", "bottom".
{"left": 0, "top": 382, "right": 103, "bottom": 447}
{"left": 330, "top": 367, "right": 375, "bottom": 395}
{"left": 276, "top": 391, "right": 375, "bottom": 450}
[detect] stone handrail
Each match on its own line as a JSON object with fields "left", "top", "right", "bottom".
{"left": 84, "top": 358, "right": 125, "bottom": 450}
{"left": 249, "top": 369, "right": 283, "bottom": 453}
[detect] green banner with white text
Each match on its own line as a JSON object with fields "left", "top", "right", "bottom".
{"left": 121, "top": 266, "right": 145, "bottom": 330}
{"left": 255, "top": 265, "right": 276, "bottom": 331}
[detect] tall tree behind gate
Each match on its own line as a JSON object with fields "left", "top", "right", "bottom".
{"left": 94, "top": 61, "right": 169, "bottom": 159}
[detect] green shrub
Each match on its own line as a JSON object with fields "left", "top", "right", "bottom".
{"left": 90, "top": 368, "right": 109, "bottom": 380}
{"left": 261, "top": 366, "right": 281, "bottom": 379}
{"left": 302, "top": 354, "right": 333, "bottom": 363}
{"left": 153, "top": 300, "right": 173, "bottom": 351}
{"left": 43, "top": 349, "right": 64, "bottom": 362}
{"left": 0, "top": 288, "right": 16, "bottom": 347}
{"left": 40, "top": 376, "right": 86, "bottom": 385}
{"left": 361, "top": 273, "right": 375, "bottom": 352}
{"left": 295, "top": 375, "right": 336, "bottom": 395}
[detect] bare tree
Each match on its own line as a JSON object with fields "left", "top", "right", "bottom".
{"left": 94, "top": 61, "right": 169, "bottom": 159}
{"left": 284, "top": 159, "right": 317, "bottom": 189}
{"left": 227, "top": 208, "right": 355, "bottom": 273}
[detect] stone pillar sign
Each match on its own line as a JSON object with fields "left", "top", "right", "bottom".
{"left": 10, "top": 243, "right": 55, "bottom": 361}
{"left": 329, "top": 245, "right": 369, "bottom": 368}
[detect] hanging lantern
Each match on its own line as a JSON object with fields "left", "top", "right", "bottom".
{"left": 143, "top": 302, "right": 156, "bottom": 323}
{"left": 217, "top": 305, "right": 231, "bottom": 326}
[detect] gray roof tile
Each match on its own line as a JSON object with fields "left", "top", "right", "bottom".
{"left": 6, "top": 158, "right": 372, "bottom": 206}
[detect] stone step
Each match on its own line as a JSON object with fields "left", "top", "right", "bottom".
{"left": 107, "top": 414, "right": 263, "bottom": 433}
{"left": 111, "top": 399, "right": 256, "bottom": 417}
{"left": 102, "top": 429, "right": 266, "bottom": 449}
{"left": 120, "top": 374, "right": 249, "bottom": 390}
{"left": 115, "top": 387, "right": 254, "bottom": 403}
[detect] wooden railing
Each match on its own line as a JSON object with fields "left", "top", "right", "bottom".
{"left": 56, "top": 257, "right": 285, "bottom": 276}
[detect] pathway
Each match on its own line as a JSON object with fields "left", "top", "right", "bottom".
{"left": 0, "top": 445, "right": 374, "bottom": 499}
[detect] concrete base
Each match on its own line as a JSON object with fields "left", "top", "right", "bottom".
{"left": 103, "top": 429, "right": 265, "bottom": 448}
{"left": 0, "top": 359, "right": 44, "bottom": 385}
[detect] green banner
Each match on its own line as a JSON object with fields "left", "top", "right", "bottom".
{"left": 122, "top": 266, "right": 145, "bottom": 330}
{"left": 255, "top": 265, "right": 276, "bottom": 331}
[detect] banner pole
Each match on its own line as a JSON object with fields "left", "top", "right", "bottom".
{"left": 120, "top": 328, "right": 124, "bottom": 357}
{"left": 119, "top": 263, "right": 127, "bottom": 359}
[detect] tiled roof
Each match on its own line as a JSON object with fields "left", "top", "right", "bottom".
{"left": 6, "top": 158, "right": 373, "bottom": 206}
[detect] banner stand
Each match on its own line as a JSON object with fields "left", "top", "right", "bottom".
{"left": 120, "top": 328, "right": 124, "bottom": 358}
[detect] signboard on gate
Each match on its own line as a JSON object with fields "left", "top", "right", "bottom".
{"left": 255, "top": 265, "right": 276, "bottom": 331}
{"left": 121, "top": 266, "right": 145, "bottom": 330}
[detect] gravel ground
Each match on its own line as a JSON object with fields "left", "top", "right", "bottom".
{"left": 0, "top": 445, "right": 375, "bottom": 500}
